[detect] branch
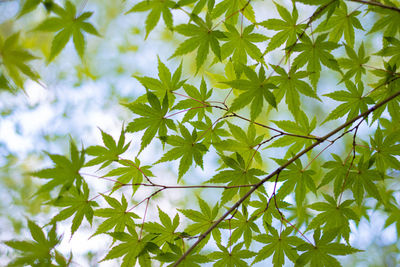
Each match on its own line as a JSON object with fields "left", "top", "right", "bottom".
{"left": 347, "top": 0, "right": 400, "bottom": 13}
{"left": 173, "top": 88, "right": 400, "bottom": 266}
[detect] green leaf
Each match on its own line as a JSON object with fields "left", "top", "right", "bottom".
{"left": 296, "top": 228, "right": 361, "bottom": 267}
{"left": 32, "top": 139, "right": 85, "bottom": 195}
{"left": 144, "top": 207, "right": 180, "bottom": 246}
{"left": 253, "top": 225, "right": 303, "bottom": 266}
{"left": 315, "top": 2, "right": 364, "bottom": 47}
{"left": 126, "top": 0, "right": 175, "bottom": 38}
{"left": 93, "top": 194, "right": 140, "bottom": 237}
{"left": 211, "top": 0, "right": 256, "bottom": 24}
{"left": 258, "top": 2, "right": 306, "bottom": 52}
{"left": 213, "top": 123, "right": 264, "bottom": 166}
{"left": 208, "top": 242, "right": 256, "bottom": 266}
{"left": 18, "top": 0, "right": 42, "bottom": 17}
{"left": 349, "top": 156, "right": 382, "bottom": 206}
{"left": 270, "top": 65, "right": 320, "bottom": 119}
{"left": 370, "top": 127, "right": 400, "bottom": 172}
{"left": 178, "top": 198, "right": 221, "bottom": 247}
{"left": 291, "top": 33, "right": 341, "bottom": 87}
{"left": 133, "top": 58, "right": 185, "bottom": 100}
{"left": 0, "top": 33, "right": 39, "bottom": 89}
{"left": 4, "top": 221, "right": 66, "bottom": 266}
{"left": 220, "top": 24, "right": 268, "bottom": 64}
{"left": 104, "top": 158, "right": 154, "bottom": 195}
{"left": 85, "top": 127, "right": 130, "bottom": 168}
{"left": 368, "top": 4, "right": 400, "bottom": 36}
{"left": 190, "top": 117, "right": 229, "bottom": 145}
{"left": 172, "top": 78, "right": 213, "bottom": 123}
{"left": 269, "top": 111, "right": 317, "bottom": 157}
{"left": 385, "top": 201, "right": 400, "bottom": 238}
{"left": 376, "top": 36, "right": 400, "bottom": 68}
{"left": 49, "top": 182, "right": 98, "bottom": 236}
{"left": 338, "top": 43, "right": 369, "bottom": 84}
{"left": 157, "top": 124, "right": 208, "bottom": 180}
{"left": 228, "top": 206, "right": 260, "bottom": 249}
{"left": 126, "top": 92, "right": 174, "bottom": 152}
{"left": 155, "top": 242, "right": 211, "bottom": 266}
{"left": 206, "top": 153, "right": 264, "bottom": 205}
{"left": 35, "top": 1, "right": 100, "bottom": 61}
{"left": 308, "top": 195, "right": 358, "bottom": 242}
{"left": 225, "top": 65, "right": 277, "bottom": 119}
{"left": 102, "top": 227, "right": 154, "bottom": 267}
{"left": 171, "top": 18, "right": 226, "bottom": 70}
{"left": 319, "top": 154, "right": 353, "bottom": 197}
{"left": 276, "top": 158, "right": 316, "bottom": 205}
{"left": 323, "top": 81, "right": 374, "bottom": 123}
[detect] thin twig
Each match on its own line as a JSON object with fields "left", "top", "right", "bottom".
{"left": 347, "top": 0, "right": 400, "bottom": 13}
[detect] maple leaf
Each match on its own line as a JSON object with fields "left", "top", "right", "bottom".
{"left": 225, "top": 65, "right": 277, "bottom": 120}
{"left": 258, "top": 2, "right": 306, "bottom": 52}
{"left": 126, "top": 0, "right": 175, "bottom": 38}
{"left": 211, "top": 0, "right": 256, "bottom": 24}
{"left": 157, "top": 124, "right": 208, "bottom": 180}
{"left": 172, "top": 78, "right": 213, "bottom": 123}
{"left": 213, "top": 123, "right": 264, "bottom": 165}
{"left": 338, "top": 43, "right": 370, "bottom": 84}
{"left": 270, "top": 65, "right": 320, "bottom": 120}
{"left": 85, "top": 127, "right": 130, "bottom": 169}
{"left": 308, "top": 194, "right": 358, "bottom": 242}
{"left": 4, "top": 221, "right": 69, "bottom": 266}
{"left": 385, "top": 200, "right": 400, "bottom": 237}
{"left": 249, "top": 192, "right": 290, "bottom": 225}
{"left": 269, "top": 111, "right": 317, "bottom": 157}
{"left": 323, "top": 80, "right": 374, "bottom": 123}
{"left": 48, "top": 182, "right": 98, "bottom": 236}
{"left": 101, "top": 227, "right": 155, "bottom": 267}
{"left": 368, "top": 62, "right": 400, "bottom": 121}
{"left": 227, "top": 206, "right": 260, "bottom": 249}
{"left": 35, "top": 0, "right": 100, "bottom": 61}
{"left": 93, "top": 194, "right": 140, "bottom": 237}
{"left": 104, "top": 158, "right": 154, "bottom": 194}
{"left": 315, "top": 2, "right": 364, "bottom": 47}
{"left": 348, "top": 156, "right": 382, "bottom": 206}
{"left": 144, "top": 207, "right": 180, "bottom": 246}
{"left": 171, "top": 15, "right": 226, "bottom": 70}
{"left": 133, "top": 58, "right": 185, "bottom": 100}
{"left": 190, "top": 117, "right": 229, "bottom": 145}
{"left": 125, "top": 91, "right": 175, "bottom": 152}
{"left": 220, "top": 24, "right": 268, "bottom": 64}
{"left": 296, "top": 228, "right": 361, "bottom": 267}
{"left": 376, "top": 36, "right": 400, "bottom": 67}
{"left": 178, "top": 198, "right": 221, "bottom": 247}
{"left": 208, "top": 242, "right": 256, "bottom": 266}
{"left": 155, "top": 242, "right": 211, "bottom": 267}
{"left": 291, "top": 33, "right": 341, "bottom": 87}
{"left": 319, "top": 153, "right": 353, "bottom": 198}
{"left": 368, "top": 2, "right": 400, "bottom": 36}
{"left": 0, "top": 33, "right": 39, "bottom": 89}
{"left": 32, "top": 140, "right": 85, "bottom": 195}
{"left": 275, "top": 158, "right": 317, "bottom": 205}
{"left": 370, "top": 127, "right": 400, "bottom": 172}
{"left": 206, "top": 153, "right": 265, "bottom": 205}
{"left": 253, "top": 224, "right": 303, "bottom": 266}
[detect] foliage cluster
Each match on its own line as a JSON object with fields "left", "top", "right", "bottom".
{"left": 2, "top": 0, "right": 400, "bottom": 266}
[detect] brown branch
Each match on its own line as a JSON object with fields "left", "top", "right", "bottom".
{"left": 347, "top": 0, "right": 400, "bottom": 13}
{"left": 173, "top": 88, "right": 400, "bottom": 266}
